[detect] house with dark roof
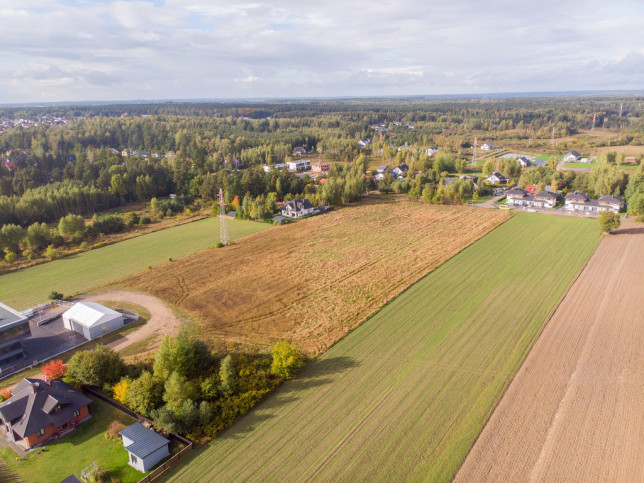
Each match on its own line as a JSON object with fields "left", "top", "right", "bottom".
{"left": 563, "top": 150, "right": 581, "bottom": 163}
{"left": 485, "top": 172, "right": 508, "bottom": 185}
{"left": 0, "top": 378, "right": 91, "bottom": 449}
{"left": 564, "top": 191, "right": 623, "bottom": 214}
{"left": 281, "top": 199, "right": 315, "bottom": 218}
{"left": 393, "top": 164, "right": 409, "bottom": 176}
{"left": 533, "top": 158, "right": 547, "bottom": 167}
{"left": 507, "top": 189, "right": 557, "bottom": 209}
{"left": 120, "top": 423, "right": 169, "bottom": 472}
{"left": 516, "top": 156, "right": 531, "bottom": 167}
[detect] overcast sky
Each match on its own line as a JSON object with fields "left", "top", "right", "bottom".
{"left": 2, "top": 0, "right": 644, "bottom": 103}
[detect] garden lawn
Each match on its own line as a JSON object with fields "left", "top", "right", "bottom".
{"left": 0, "top": 396, "right": 142, "bottom": 483}
{"left": 167, "top": 213, "right": 601, "bottom": 482}
{"left": 0, "top": 217, "right": 269, "bottom": 310}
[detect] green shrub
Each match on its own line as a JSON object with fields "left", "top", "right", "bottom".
{"left": 139, "top": 215, "right": 151, "bottom": 225}
{"left": 45, "top": 244, "right": 60, "bottom": 260}
{"left": 4, "top": 252, "right": 16, "bottom": 263}
{"left": 271, "top": 341, "right": 305, "bottom": 379}
{"left": 598, "top": 211, "right": 620, "bottom": 233}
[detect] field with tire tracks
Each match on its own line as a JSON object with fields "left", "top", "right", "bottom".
{"left": 165, "top": 213, "right": 600, "bottom": 482}
{"left": 124, "top": 200, "right": 510, "bottom": 355}
{"left": 456, "top": 221, "right": 644, "bottom": 482}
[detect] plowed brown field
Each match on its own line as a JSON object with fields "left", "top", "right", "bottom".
{"left": 123, "top": 199, "right": 509, "bottom": 355}
{"left": 456, "top": 222, "right": 644, "bottom": 482}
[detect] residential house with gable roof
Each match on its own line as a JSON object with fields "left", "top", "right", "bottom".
{"left": 0, "top": 378, "right": 92, "bottom": 449}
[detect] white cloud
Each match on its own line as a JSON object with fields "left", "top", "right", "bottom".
{"left": 1, "top": 0, "right": 644, "bottom": 102}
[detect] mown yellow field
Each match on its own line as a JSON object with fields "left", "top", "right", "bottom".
{"left": 124, "top": 199, "right": 510, "bottom": 355}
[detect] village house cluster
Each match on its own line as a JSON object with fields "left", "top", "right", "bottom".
{"left": 0, "top": 116, "right": 70, "bottom": 134}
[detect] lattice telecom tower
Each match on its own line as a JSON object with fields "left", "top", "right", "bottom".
{"left": 218, "top": 188, "right": 229, "bottom": 246}
{"left": 551, "top": 127, "right": 555, "bottom": 147}
{"left": 472, "top": 136, "right": 477, "bottom": 168}
{"left": 591, "top": 113, "right": 596, "bottom": 131}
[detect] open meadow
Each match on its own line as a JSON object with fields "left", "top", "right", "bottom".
{"left": 456, "top": 221, "right": 644, "bottom": 482}
{"left": 124, "top": 199, "right": 510, "bottom": 355}
{"left": 0, "top": 217, "right": 268, "bottom": 309}
{"left": 165, "top": 213, "right": 601, "bottom": 482}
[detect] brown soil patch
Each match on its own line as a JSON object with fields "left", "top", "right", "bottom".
{"left": 122, "top": 199, "right": 509, "bottom": 356}
{"left": 83, "top": 290, "right": 183, "bottom": 353}
{"left": 456, "top": 222, "right": 644, "bottom": 482}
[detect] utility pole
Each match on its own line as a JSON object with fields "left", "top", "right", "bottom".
{"left": 551, "top": 127, "right": 555, "bottom": 147}
{"left": 218, "top": 188, "right": 229, "bottom": 246}
{"left": 619, "top": 103, "right": 624, "bottom": 128}
{"left": 472, "top": 136, "right": 477, "bottom": 169}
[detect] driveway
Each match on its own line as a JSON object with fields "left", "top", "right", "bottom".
{"left": 82, "top": 290, "right": 183, "bottom": 352}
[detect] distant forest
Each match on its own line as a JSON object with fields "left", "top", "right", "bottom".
{"left": 1, "top": 96, "right": 643, "bottom": 228}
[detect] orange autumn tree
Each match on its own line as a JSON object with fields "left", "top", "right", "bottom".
{"left": 41, "top": 360, "right": 68, "bottom": 381}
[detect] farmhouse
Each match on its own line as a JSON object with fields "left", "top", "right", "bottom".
{"left": 506, "top": 188, "right": 557, "bottom": 209}
{"left": 312, "top": 161, "right": 330, "bottom": 173}
{"left": 0, "top": 378, "right": 91, "bottom": 449}
{"left": 286, "top": 159, "right": 311, "bottom": 171}
{"left": 563, "top": 150, "right": 581, "bottom": 163}
{"left": 485, "top": 172, "right": 508, "bottom": 185}
{"left": 481, "top": 142, "right": 493, "bottom": 150}
{"left": 120, "top": 423, "right": 170, "bottom": 472}
{"left": 281, "top": 199, "right": 315, "bottom": 218}
{"left": 393, "top": 164, "right": 409, "bottom": 176}
{"left": 516, "top": 156, "right": 531, "bottom": 167}
{"left": 62, "top": 302, "right": 125, "bottom": 341}
{"left": 0, "top": 302, "right": 31, "bottom": 367}
{"left": 564, "top": 192, "right": 623, "bottom": 214}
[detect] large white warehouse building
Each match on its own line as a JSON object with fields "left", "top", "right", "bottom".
{"left": 62, "top": 302, "right": 125, "bottom": 340}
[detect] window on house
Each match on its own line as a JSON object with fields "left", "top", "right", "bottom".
{"left": 73, "top": 409, "right": 80, "bottom": 418}
{"left": 37, "top": 428, "right": 45, "bottom": 436}
{"left": 131, "top": 454, "right": 138, "bottom": 464}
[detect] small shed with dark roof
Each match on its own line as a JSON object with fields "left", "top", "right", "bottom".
{"left": 119, "top": 423, "right": 170, "bottom": 472}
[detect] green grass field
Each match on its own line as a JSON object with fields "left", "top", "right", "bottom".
{"left": 0, "top": 218, "right": 269, "bottom": 309}
{"left": 167, "top": 213, "right": 601, "bottom": 482}
{"left": 0, "top": 396, "right": 141, "bottom": 483}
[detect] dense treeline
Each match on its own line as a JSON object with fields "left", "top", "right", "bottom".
{"left": 1, "top": 96, "right": 643, "bottom": 225}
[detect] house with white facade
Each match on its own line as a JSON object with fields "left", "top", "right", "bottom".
{"left": 481, "top": 142, "right": 494, "bottom": 150}
{"left": 564, "top": 192, "right": 623, "bottom": 214}
{"left": 62, "top": 302, "right": 125, "bottom": 341}
{"left": 286, "top": 159, "right": 311, "bottom": 171}
{"left": 281, "top": 199, "right": 315, "bottom": 218}
{"left": 516, "top": 156, "right": 531, "bottom": 167}
{"left": 424, "top": 147, "right": 438, "bottom": 156}
{"left": 485, "top": 172, "right": 508, "bottom": 185}
{"left": 562, "top": 150, "right": 581, "bottom": 163}
{"left": 506, "top": 188, "right": 557, "bottom": 209}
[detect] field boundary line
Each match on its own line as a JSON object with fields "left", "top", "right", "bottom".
{"left": 310, "top": 212, "right": 516, "bottom": 359}
{"left": 451, "top": 230, "right": 601, "bottom": 481}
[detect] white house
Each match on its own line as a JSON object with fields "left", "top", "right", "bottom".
{"left": 481, "top": 142, "right": 493, "bottom": 150}
{"left": 281, "top": 199, "right": 315, "bottom": 218}
{"left": 563, "top": 150, "right": 581, "bottom": 163}
{"left": 506, "top": 188, "right": 557, "bottom": 209}
{"left": 358, "top": 139, "right": 371, "bottom": 148}
{"left": 424, "top": 147, "right": 438, "bottom": 156}
{"left": 286, "top": 159, "right": 311, "bottom": 171}
{"left": 62, "top": 302, "right": 124, "bottom": 340}
{"left": 485, "top": 172, "right": 508, "bottom": 185}
{"left": 564, "top": 192, "right": 623, "bottom": 214}
{"left": 516, "top": 156, "right": 531, "bottom": 167}
{"left": 119, "top": 423, "right": 170, "bottom": 473}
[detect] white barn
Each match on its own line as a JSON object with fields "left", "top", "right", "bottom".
{"left": 62, "top": 302, "right": 125, "bottom": 340}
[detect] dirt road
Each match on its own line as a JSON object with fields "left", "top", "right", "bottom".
{"left": 83, "top": 290, "right": 183, "bottom": 352}
{"left": 456, "top": 222, "right": 644, "bottom": 482}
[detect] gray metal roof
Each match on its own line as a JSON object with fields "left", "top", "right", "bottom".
{"left": 0, "top": 302, "right": 27, "bottom": 329}
{"left": 120, "top": 423, "right": 169, "bottom": 458}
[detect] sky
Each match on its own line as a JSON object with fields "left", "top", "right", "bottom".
{"left": 1, "top": 0, "right": 644, "bottom": 103}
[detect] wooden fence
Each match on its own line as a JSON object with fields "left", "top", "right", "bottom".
{"left": 81, "top": 386, "right": 193, "bottom": 482}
